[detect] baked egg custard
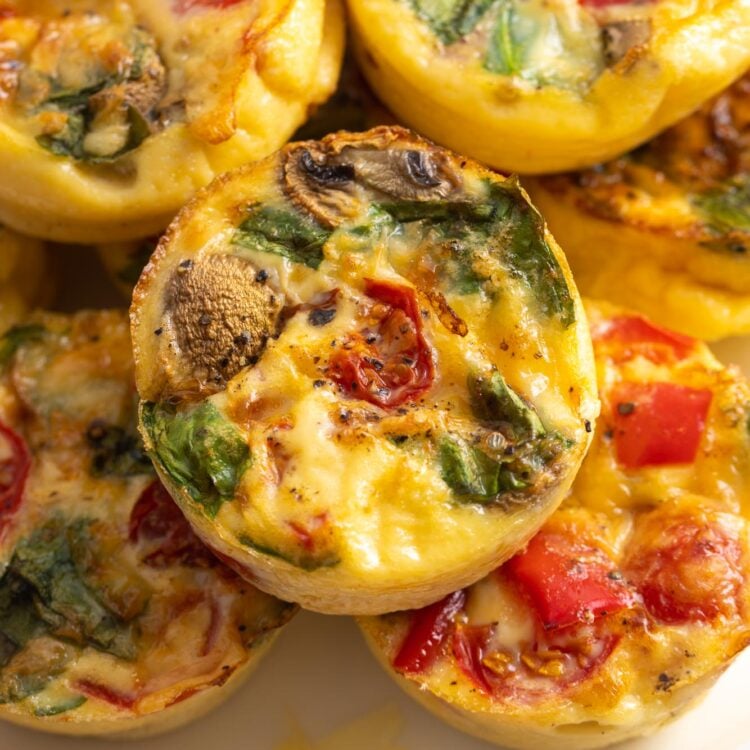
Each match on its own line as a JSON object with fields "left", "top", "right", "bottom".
{"left": 0, "top": 226, "right": 51, "bottom": 334}
{"left": 131, "top": 126, "right": 598, "bottom": 615}
{"left": 0, "top": 0, "right": 344, "bottom": 243}
{"left": 529, "top": 72, "right": 750, "bottom": 340}
{"left": 348, "top": 0, "right": 750, "bottom": 173}
{"left": 359, "top": 300, "right": 750, "bottom": 749}
{"left": 0, "top": 310, "right": 295, "bottom": 737}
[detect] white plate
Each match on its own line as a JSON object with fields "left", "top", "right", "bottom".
{"left": 2, "top": 250, "right": 749, "bottom": 749}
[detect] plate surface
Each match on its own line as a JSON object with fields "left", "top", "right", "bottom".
{"left": 1, "top": 250, "right": 749, "bottom": 749}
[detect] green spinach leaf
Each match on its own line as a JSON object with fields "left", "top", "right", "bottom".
{"left": 142, "top": 401, "right": 251, "bottom": 517}
{"left": 693, "top": 178, "right": 750, "bottom": 234}
{"left": 0, "top": 324, "right": 46, "bottom": 368}
{"left": 468, "top": 369, "right": 545, "bottom": 440}
{"left": 410, "top": 0, "right": 496, "bottom": 44}
{"left": 235, "top": 205, "right": 331, "bottom": 269}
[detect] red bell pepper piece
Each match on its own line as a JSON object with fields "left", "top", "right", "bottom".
{"left": 610, "top": 382, "right": 712, "bottom": 468}
{"left": 592, "top": 315, "right": 696, "bottom": 364}
{"left": 330, "top": 279, "right": 435, "bottom": 408}
{"left": 392, "top": 590, "right": 466, "bottom": 674}
{"left": 0, "top": 420, "right": 30, "bottom": 538}
{"left": 506, "top": 532, "right": 634, "bottom": 630}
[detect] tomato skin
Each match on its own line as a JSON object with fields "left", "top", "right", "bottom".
{"left": 610, "top": 382, "right": 712, "bottom": 468}
{"left": 507, "top": 532, "right": 634, "bottom": 630}
{"left": 73, "top": 679, "right": 137, "bottom": 710}
{"left": 129, "top": 481, "right": 216, "bottom": 568}
{"left": 0, "top": 420, "right": 30, "bottom": 538}
{"left": 592, "top": 315, "right": 696, "bottom": 364}
{"left": 392, "top": 591, "right": 466, "bottom": 674}
{"left": 173, "top": 0, "right": 244, "bottom": 12}
{"left": 452, "top": 624, "right": 494, "bottom": 693}
{"left": 625, "top": 518, "right": 743, "bottom": 624}
{"left": 329, "top": 279, "right": 435, "bottom": 409}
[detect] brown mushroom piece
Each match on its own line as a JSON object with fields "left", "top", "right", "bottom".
{"left": 283, "top": 127, "right": 463, "bottom": 226}
{"left": 163, "top": 253, "right": 283, "bottom": 396}
{"left": 601, "top": 19, "right": 651, "bottom": 67}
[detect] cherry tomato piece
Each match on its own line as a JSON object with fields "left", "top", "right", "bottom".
{"left": 393, "top": 590, "right": 466, "bottom": 674}
{"left": 329, "top": 279, "right": 435, "bottom": 409}
{"left": 625, "top": 518, "right": 743, "bottom": 624}
{"left": 129, "top": 481, "right": 216, "bottom": 568}
{"left": 0, "top": 420, "right": 30, "bottom": 538}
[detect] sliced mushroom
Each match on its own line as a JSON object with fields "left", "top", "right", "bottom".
{"left": 601, "top": 20, "right": 651, "bottom": 67}
{"left": 165, "top": 254, "right": 283, "bottom": 395}
{"left": 283, "top": 127, "right": 463, "bottom": 227}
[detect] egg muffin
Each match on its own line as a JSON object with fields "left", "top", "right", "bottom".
{"left": 348, "top": 0, "right": 750, "bottom": 174}
{"left": 97, "top": 238, "right": 158, "bottom": 301}
{"left": 130, "top": 126, "right": 598, "bottom": 615}
{"left": 529, "top": 73, "right": 750, "bottom": 340}
{"left": 0, "top": 310, "right": 295, "bottom": 737}
{"left": 0, "top": 0, "right": 344, "bottom": 243}
{"left": 0, "top": 226, "right": 52, "bottom": 333}
{"left": 359, "top": 300, "right": 750, "bottom": 749}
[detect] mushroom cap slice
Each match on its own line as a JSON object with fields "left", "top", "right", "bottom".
{"left": 358, "top": 299, "right": 750, "bottom": 750}
{"left": 132, "top": 126, "right": 598, "bottom": 615}
{"left": 0, "top": 309, "right": 295, "bottom": 737}
{"left": 347, "top": 0, "right": 750, "bottom": 173}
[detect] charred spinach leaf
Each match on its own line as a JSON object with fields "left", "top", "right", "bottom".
{"left": 693, "top": 178, "right": 750, "bottom": 235}
{"left": 142, "top": 401, "right": 251, "bottom": 517}
{"left": 438, "top": 431, "right": 566, "bottom": 504}
{"left": 468, "top": 369, "right": 545, "bottom": 440}
{"left": 0, "top": 517, "right": 138, "bottom": 678}
{"left": 235, "top": 205, "right": 331, "bottom": 269}
{"left": 0, "top": 324, "right": 46, "bottom": 368}
{"left": 410, "top": 0, "right": 496, "bottom": 44}
{"left": 85, "top": 419, "right": 153, "bottom": 477}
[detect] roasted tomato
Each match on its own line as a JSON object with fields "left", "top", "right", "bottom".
{"left": 359, "top": 301, "right": 750, "bottom": 750}
{"left": 0, "top": 310, "right": 294, "bottom": 737}
{"left": 131, "top": 126, "right": 598, "bottom": 615}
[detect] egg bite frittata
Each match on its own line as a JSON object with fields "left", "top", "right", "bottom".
{"left": 0, "top": 0, "right": 344, "bottom": 243}
{"left": 528, "top": 72, "right": 750, "bottom": 341}
{"left": 0, "top": 226, "right": 51, "bottom": 334}
{"left": 348, "top": 0, "right": 750, "bottom": 174}
{"left": 131, "top": 126, "right": 599, "bottom": 615}
{"left": 0, "top": 310, "right": 295, "bottom": 737}
{"left": 359, "top": 300, "right": 750, "bottom": 750}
